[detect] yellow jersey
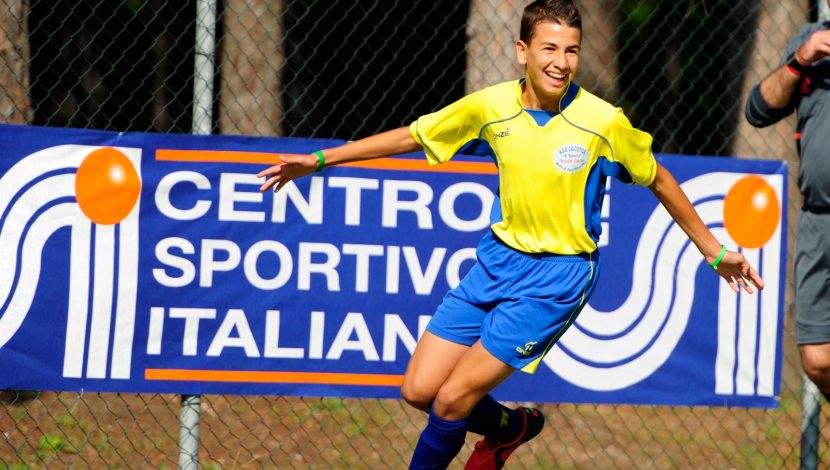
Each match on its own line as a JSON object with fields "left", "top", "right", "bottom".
{"left": 410, "top": 80, "right": 656, "bottom": 255}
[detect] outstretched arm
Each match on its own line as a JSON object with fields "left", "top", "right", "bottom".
{"left": 258, "top": 126, "right": 421, "bottom": 192}
{"left": 648, "top": 164, "right": 764, "bottom": 294}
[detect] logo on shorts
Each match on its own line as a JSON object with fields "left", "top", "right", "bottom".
{"left": 554, "top": 144, "right": 589, "bottom": 173}
{"left": 516, "top": 341, "right": 538, "bottom": 356}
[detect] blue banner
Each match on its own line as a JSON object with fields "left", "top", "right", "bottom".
{"left": 0, "top": 124, "right": 786, "bottom": 407}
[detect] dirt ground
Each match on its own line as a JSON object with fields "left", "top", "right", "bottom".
{"left": 1, "top": 384, "right": 828, "bottom": 468}
{"left": 1, "top": 325, "right": 827, "bottom": 469}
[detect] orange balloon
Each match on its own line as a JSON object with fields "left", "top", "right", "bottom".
{"left": 75, "top": 147, "right": 141, "bottom": 225}
{"left": 722, "top": 175, "right": 780, "bottom": 249}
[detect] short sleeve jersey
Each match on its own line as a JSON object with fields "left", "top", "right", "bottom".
{"left": 410, "top": 80, "right": 656, "bottom": 255}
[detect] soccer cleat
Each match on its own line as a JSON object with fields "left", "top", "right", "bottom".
{"left": 464, "top": 407, "right": 545, "bottom": 470}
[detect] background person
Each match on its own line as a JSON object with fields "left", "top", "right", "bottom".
{"left": 745, "top": 3, "right": 830, "bottom": 403}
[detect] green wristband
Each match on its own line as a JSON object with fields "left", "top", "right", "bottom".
{"left": 709, "top": 245, "right": 727, "bottom": 270}
{"left": 313, "top": 150, "right": 326, "bottom": 172}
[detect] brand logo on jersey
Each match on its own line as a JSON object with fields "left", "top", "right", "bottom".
{"left": 554, "top": 144, "right": 589, "bottom": 173}
{"left": 493, "top": 128, "right": 510, "bottom": 140}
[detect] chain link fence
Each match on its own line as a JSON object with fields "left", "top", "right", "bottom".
{"left": 0, "top": 0, "right": 827, "bottom": 468}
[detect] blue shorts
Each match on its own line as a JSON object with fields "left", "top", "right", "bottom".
{"left": 427, "top": 230, "right": 600, "bottom": 374}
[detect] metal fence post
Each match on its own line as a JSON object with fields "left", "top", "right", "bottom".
{"left": 193, "top": 0, "right": 217, "bottom": 136}
{"left": 178, "top": 1, "right": 217, "bottom": 469}
{"left": 800, "top": 375, "right": 821, "bottom": 470}
{"left": 178, "top": 395, "right": 202, "bottom": 470}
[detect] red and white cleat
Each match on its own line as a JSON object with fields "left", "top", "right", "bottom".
{"left": 464, "top": 407, "right": 545, "bottom": 470}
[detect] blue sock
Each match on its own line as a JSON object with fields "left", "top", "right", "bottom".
{"left": 409, "top": 409, "right": 469, "bottom": 469}
{"left": 467, "top": 394, "right": 523, "bottom": 444}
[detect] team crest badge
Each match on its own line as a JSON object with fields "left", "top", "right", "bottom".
{"left": 554, "top": 144, "right": 589, "bottom": 173}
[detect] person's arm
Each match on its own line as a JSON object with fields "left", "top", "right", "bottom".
{"left": 757, "top": 59, "right": 804, "bottom": 110}
{"left": 746, "top": 30, "right": 830, "bottom": 127}
{"left": 745, "top": 61, "right": 801, "bottom": 128}
{"left": 648, "top": 164, "right": 764, "bottom": 294}
{"left": 760, "top": 29, "right": 830, "bottom": 107}
{"left": 258, "top": 126, "right": 421, "bottom": 192}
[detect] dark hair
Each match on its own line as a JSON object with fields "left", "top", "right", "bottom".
{"left": 520, "top": 0, "right": 582, "bottom": 43}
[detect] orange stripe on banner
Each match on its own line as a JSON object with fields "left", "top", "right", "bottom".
{"left": 144, "top": 368, "right": 404, "bottom": 386}
{"left": 154, "top": 149, "right": 497, "bottom": 174}
{"left": 156, "top": 149, "right": 284, "bottom": 164}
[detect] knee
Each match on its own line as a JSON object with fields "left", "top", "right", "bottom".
{"left": 432, "top": 383, "right": 478, "bottom": 420}
{"left": 802, "top": 355, "right": 830, "bottom": 388}
{"left": 400, "top": 378, "right": 434, "bottom": 413}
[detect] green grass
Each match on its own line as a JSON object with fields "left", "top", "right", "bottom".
{"left": 36, "top": 433, "right": 76, "bottom": 454}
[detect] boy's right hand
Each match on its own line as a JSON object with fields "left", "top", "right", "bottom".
{"left": 257, "top": 153, "right": 319, "bottom": 192}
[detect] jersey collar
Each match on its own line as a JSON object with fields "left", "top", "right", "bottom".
{"left": 516, "top": 78, "right": 580, "bottom": 113}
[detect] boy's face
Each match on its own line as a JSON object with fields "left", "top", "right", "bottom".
{"left": 516, "top": 21, "right": 581, "bottom": 105}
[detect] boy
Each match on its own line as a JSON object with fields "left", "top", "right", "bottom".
{"left": 259, "top": 1, "right": 764, "bottom": 468}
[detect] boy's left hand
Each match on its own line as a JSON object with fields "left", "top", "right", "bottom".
{"left": 712, "top": 250, "right": 764, "bottom": 294}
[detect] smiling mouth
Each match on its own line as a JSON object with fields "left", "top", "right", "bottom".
{"left": 545, "top": 71, "right": 567, "bottom": 82}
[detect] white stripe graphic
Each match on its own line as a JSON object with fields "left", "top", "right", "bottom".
{"left": 715, "top": 271, "right": 738, "bottom": 395}
{"left": 3, "top": 202, "right": 84, "bottom": 346}
{"left": 756, "top": 222, "right": 781, "bottom": 396}
{"left": 63, "top": 208, "right": 92, "bottom": 378}
{"left": 87, "top": 225, "right": 115, "bottom": 379}
{"left": 0, "top": 173, "right": 82, "bottom": 347}
{"left": 0, "top": 144, "right": 141, "bottom": 380}
{"left": 111, "top": 209, "right": 140, "bottom": 379}
{"left": 545, "top": 172, "right": 783, "bottom": 398}
{"left": 736, "top": 248, "right": 761, "bottom": 395}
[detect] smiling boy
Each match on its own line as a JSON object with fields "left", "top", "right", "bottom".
{"left": 258, "top": 1, "right": 764, "bottom": 469}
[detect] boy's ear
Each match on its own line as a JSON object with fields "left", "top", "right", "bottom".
{"left": 516, "top": 40, "right": 528, "bottom": 65}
